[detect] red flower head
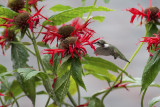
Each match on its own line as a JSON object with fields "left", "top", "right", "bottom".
{"left": 27, "top": 6, "right": 49, "bottom": 32}
{"left": 140, "top": 34, "right": 160, "bottom": 55}
{"left": 42, "top": 18, "right": 99, "bottom": 66}
{"left": 126, "top": 0, "right": 160, "bottom": 25}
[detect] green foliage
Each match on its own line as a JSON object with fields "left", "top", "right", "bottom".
{"left": 88, "top": 97, "right": 104, "bottom": 107}
{"left": 37, "top": 41, "right": 49, "bottom": 48}
{"left": 81, "top": 0, "right": 86, "bottom": 5}
{"left": 103, "top": 0, "right": 110, "bottom": 4}
{"left": 15, "top": 70, "right": 36, "bottom": 105}
{"left": 68, "top": 76, "right": 77, "bottom": 96}
{"left": 43, "top": 6, "right": 114, "bottom": 26}
{"left": 54, "top": 71, "right": 71, "bottom": 102}
{"left": 92, "top": 16, "right": 105, "bottom": 22}
{"left": 0, "top": 64, "right": 7, "bottom": 73}
{"left": 141, "top": 50, "right": 160, "bottom": 92}
{"left": 145, "top": 23, "right": 158, "bottom": 37}
{"left": 0, "top": 5, "right": 18, "bottom": 18}
{"left": 36, "top": 91, "right": 47, "bottom": 95}
{"left": 22, "top": 42, "right": 32, "bottom": 45}
{"left": 17, "top": 68, "right": 48, "bottom": 80}
{"left": 11, "top": 43, "right": 29, "bottom": 69}
{"left": 50, "top": 4, "right": 72, "bottom": 12}
{"left": 71, "top": 57, "right": 86, "bottom": 90}
{"left": 48, "top": 103, "right": 58, "bottom": 107}
{"left": 149, "top": 96, "right": 160, "bottom": 107}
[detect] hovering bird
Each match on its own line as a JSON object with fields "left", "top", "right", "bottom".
{"left": 94, "top": 40, "right": 129, "bottom": 62}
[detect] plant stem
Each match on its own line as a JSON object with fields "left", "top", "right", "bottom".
{"left": 76, "top": 84, "right": 80, "bottom": 105}
{"left": 24, "top": 45, "right": 36, "bottom": 56}
{"left": 45, "top": 96, "right": 51, "bottom": 107}
{"left": 26, "top": 0, "right": 29, "bottom": 12}
{"left": 141, "top": 88, "right": 147, "bottom": 107}
{"left": 67, "top": 92, "right": 77, "bottom": 107}
{"left": 36, "top": 27, "right": 44, "bottom": 39}
{"left": 100, "top": 32, "right": 147, "bottom": 105}
{"left": 86, "top": 0, "right": 97, "bottom": 21}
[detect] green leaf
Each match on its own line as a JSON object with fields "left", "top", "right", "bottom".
{"left": 48, "top": 103, "right": 58, "bottom": 107}
{"left": 92, "top": 16, "right": 105, "bottom": 22}
{"left": 50, "top": 4, "right": 72, "bottom": 12}
{"left": 4, "top": 80, "right": 23, "bottom": 101}
{"left": 54, "top": 71, "right": 71, "bottom": 102}
{"left": 68, "top": 76, "right": 77, "bottom": 95}
{"left": 0, "top": 64, "right": 7, "bottom": 73}
{"left": 17, "top": 68, "right": 47, "bottom": 80}
{"left": 15, "top": 71, "right": 36, "bottom": 105}
{"left": 22, "top": 42, "right": 32, "bottom": 45}
{"left": 103, "top": 0, "right": 110, "bottom": 4}
{"left": 149, "top": 96, "right": 160, "bottom": 107}
{"left": 145, "top": 23, "right": 158, "bottom": 37}
{"left": 141, "top": 50, "right": 160, "bottom": 92}
{"left": 36, "top": 91, "right": 47, "bottom": 95}
{"left": 37, "top": 41, "right": 49, "bottom": 48}
{"left": 0, "top": 5, "right": 18, "bottom": 18}
{"left": 43, "top": 6, "right": 114, "bottom": 26}
{"left": 11, "top": 43, "right": 29, "bottom": 69}
{"left": 83, "top": 56, "right": 121, "bottom": 73}
{"left": 88, "top": 97, "right": 104, "bottom": 107}
{"left": 71, "top": 57, "right": 86, "bottom": 90}
{"left": 83, "top": 64, "right": 116, "bottom": 82}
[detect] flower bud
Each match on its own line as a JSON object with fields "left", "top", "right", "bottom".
{"left": 3, "top": 29, "right": 15, "bottom": 42}
{"left": 58, "top": 25, "right": 75, "bottom": 40}
{"left": 61, "top": 37, "right": 77, "bottom": 49}
{"left": 14, "top": 12, "right": 30, "bottom": 28}
{"left": 7, "top": 0, "right": 25, "bottom": 12}
{"left": 144, "top": 6, "right": 159, "bottom": 21}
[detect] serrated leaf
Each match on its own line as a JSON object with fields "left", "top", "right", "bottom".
{"left": 92, "top": 16, "right": 105, "bottom": 22}
{"left": 141, "top": 50, "right": 160, "bottom": 92}
{"left": 15, "top": 72, "right": 36, "bottom": 106}
{"left": 83, "top": 64, "right": 116, "bottom": 82}
{"left": 68, "top": 76, "right": 77, "bottom": 96}
{"left": 37, "top": 41, "right": 49, "bottom": 48}
{"left": 17, "top": 68, "right": 47, "bottom": 80}
{"left": 71, "top": 57, "right": 86, "bottom": 90}
{"left": 43, "top": 6, "right": 114, "bottom": 26}
{"left": 4, "top": 80, "right": 23, "bottom": 101}
{"left": 149, "top": 96, "right": 160, "bottom": 107}
{"left": 0, "top": 5, "right": 18, "bottom": 18}
{"left": 88, "top": 97, "right": 104, "bottom": 107}
{"left": 0, "top": 64, "right": 7, "bottom": 73}
{"left": 50, "top": 4, "right": 72, "bottom": 12}
{"left": 103, "top": 0, "right": 110, "bottom": 4}
{"left": 11, "top": 43, "right": 29, "bottom": 69}
{"left": 54, "top": 71, "right": 71, "bottom": 102}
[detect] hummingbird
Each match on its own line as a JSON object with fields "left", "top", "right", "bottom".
{"left": 94, "top": 40, "right": 129, "bottom": 62}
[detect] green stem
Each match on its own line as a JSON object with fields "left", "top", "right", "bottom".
{"left": 100, "top": 32, "right": 148, "bottom": 106}
{"left": 76, "top": 84, "right": 80, "bottom": 105}
{"left": 26, "top": 0, "right": 29, "bottom": 12}
{"left": 86, "top": 0, "right": 97, "bottom": 21}
{"left": 12, "top": 95, "right": 20, "bottom": 107}
{"left": 45, "top": 96, "right": 51, "bottom": 107}
{"left": 36, "top": 27, "right": 44, "bottom": 39}
{"left": 141, "top": 88, "right": 147, "bottom": 107}
{"left": 0, "top": 97, "right": 5, "bottom": 106}
{"left": 67, "top": 92, "right": 77, "bottom": 107}
{"left": 24, "top": 45, "right": 36, "bottom": 56}
{"left": 62, "top": 102, "right": 73, "bottom": 107}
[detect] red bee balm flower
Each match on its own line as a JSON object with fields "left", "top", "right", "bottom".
{"left": 126, "top": 0, "right": 160, "bottom": 25}
{"left": 140, "top": 34, "right": 160, "bottom": 54}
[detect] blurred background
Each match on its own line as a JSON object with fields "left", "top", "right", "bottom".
{"left": 0, "top": 0, "right": 160, "bottom": 107}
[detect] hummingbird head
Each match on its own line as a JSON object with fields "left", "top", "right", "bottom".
{"left": 94, "top": 40, "right": 107, "bottom": 47}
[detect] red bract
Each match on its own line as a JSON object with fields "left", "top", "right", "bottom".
{"left": 71, "top": 18, "right": 95, "bottom": 38}
{"left": 27, "top": 6, "right": 49, "bottom": 32}
{"left": 140, "top": 34, "right": 160, "bottom": 54}
{"left": 41, "top": 49, "right": 65, "bottom": 66}
{"left": 41, "top": 25, "right": 61, "bottom": 47}
{"left": 77, "top": 102, "right": 89, "bottom": 107}
{"left": 0, "top": 36, "right": 6, "bottom": 55}
{"left": 125, "top": 0, "right": 160, "bottom": 25}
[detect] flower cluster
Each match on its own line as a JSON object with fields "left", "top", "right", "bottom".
{"left": 42, "top": 18, "right": 100, "bottom": 66}
{"left": 0, "top": 0, "right": 48, "bottom": 54}
{"left": 126, "top": 0, "right": 160, "bottom": 25}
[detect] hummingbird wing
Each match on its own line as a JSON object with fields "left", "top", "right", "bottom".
{"left": 94, "top": 47, "right": 111, "bottom": 56}
{"left": 109, "top": 45, "right": 129, "bottom": 62}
